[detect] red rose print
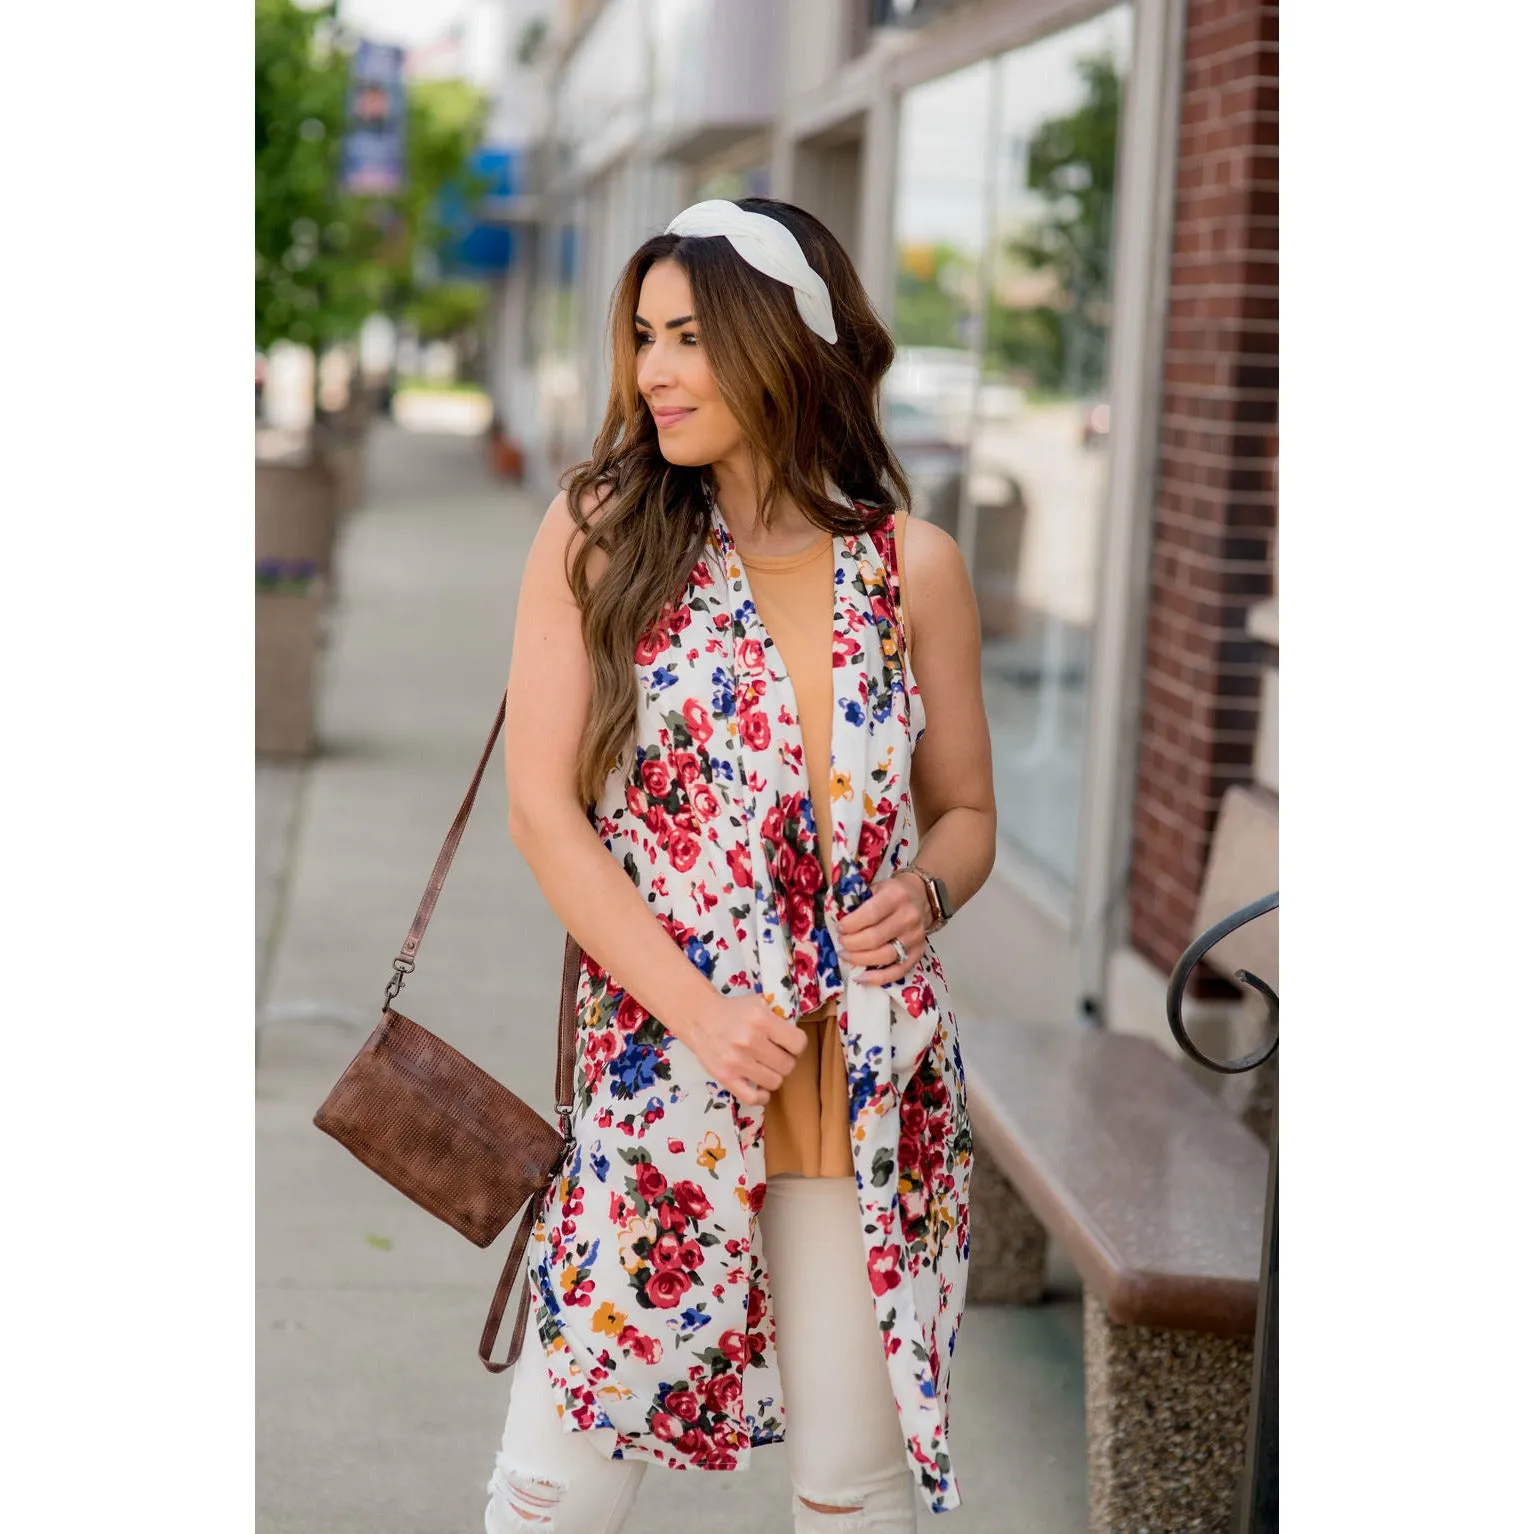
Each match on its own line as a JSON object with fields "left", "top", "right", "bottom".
{"left": 786, "top": 890, "right": 815, "bottom": 941}
{"left": 858, "top": 819, "right": 890, "bottom": 868}
{"left": 748, "top": 1182, "right": 766, "bottom": 1214}
{"left": 651, "top": 1233, "right": 686, "bottom": 1270}
{"left": 646, "top": 1269, "right": 691, "bottom": 1308}
{"left": 746, "top": 1286, "right": 766, "bottom": 1328}
{"left": 672, "top": 1181, "right": 713, "bottom": 1220}
{"left": 635, "top": 628, "right": 667, "bottom": 666}
{"left": 641, "top": 759, "right": 672, "bottom": 799}
{"left": 692, "top": 784, "right": 720, "bottom": 821}
{"left": 740, "top": 709, "right": 771, "bottom": 751}
{"left": 746, "top": 1330, "right": 767, "bottom": 1360}
{"left": 650, "top": 1410, "right": 683, "bottom": 1442}
{"left": 774, "top": 842, "right": 797, "bottom": 886}
{"left": 678, "top": 1238, "right": 704, "bottom": 1270}
{"left": 667, "top": 1138, "right": 686, "bottom": 1154}
{"left": 589, "top": 1031, "right": 621, "bottom": 1063}
{"left": 793, "top": 854, "right": 824, "bottom": 894}
{"left": 616, "top": 994, "right": 647, "bottom": 1035}
{"left": 670, "top": 831, "right": 701, "bottom": 872}
{"left": 681, "top": 695, "right": 714, "bottom": 745}
{"left": 676, "top": 1427, "right": 706, "bottom": 1456}
{"left": 635, "top": 1161, "right": 669, "bottom": 1203}
{"left": 726, "top": 845, "right": 752, "bottom": 888}
{"left": 760, "top": 805, "right": 785, "bottom": 844}
{"left": 867, "top": 1244, "right": 903, "bottom": 1295}
{"left": 705, "top": 1371, "right": 744, "bottom": 1414}
{"left": 792, "top": 944, "right": 819, "bottom": 990}
{"left": 719, "top": 1329, "right": 750, "bottom": 1363}
{"left": 656, "top": 1200, "right": 691, "bottom": 1233}
{"left": 643, "top": 803, "right": 669, "bottom": 837}
{"left": 625, "top": 785, "right": 648, "bottom": 819}
{"left": 740, "top": 638, "right": 766, "bottom": 674}
{"left": 674, "top": 750, "right": 701, "bottom": 787}
{"left": 665, "top": 1387, "right": 700, "bottom": 1422}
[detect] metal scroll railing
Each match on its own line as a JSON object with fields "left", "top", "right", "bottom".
{"left": 1167, "top": 890, "right": 1278, "bottom": 1534}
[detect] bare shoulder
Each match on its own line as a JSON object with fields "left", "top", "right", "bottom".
{"left": 901, "top": 515, "right": 977, "bottom": 641}
{"left": 529, "top": 483, "right": 618, "bottom": 593}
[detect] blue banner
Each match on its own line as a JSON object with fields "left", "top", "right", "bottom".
{"left": 340, "top": 40, "right": 407, "bottom": 196}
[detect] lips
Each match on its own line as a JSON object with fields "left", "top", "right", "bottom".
{"left": 650, "top": 406, "right": 694, "bottom": 430}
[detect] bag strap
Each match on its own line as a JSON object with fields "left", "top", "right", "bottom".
{"left": 384, "top": 691, "right": 583, "bottom": 1124}
{"left": 383, "top": 693, "right": 589, "bottom": 1373}
{"left": 479, "top": 1195, "right": 543, "bottom": 1373}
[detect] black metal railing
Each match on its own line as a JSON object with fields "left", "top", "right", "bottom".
{"left": 1167, "top": 891, "right": 1278, "bottom": 1534}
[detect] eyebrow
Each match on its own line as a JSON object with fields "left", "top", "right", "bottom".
{"left": 633, "top": 313, "right": 695, "bottom": 330}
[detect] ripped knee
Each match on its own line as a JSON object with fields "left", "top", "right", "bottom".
{"left": 800, "top": 1494, "right": 863, "bottom": 1515}
{"left": 486, "top": 1455, "right": 568, "bottom": 1528}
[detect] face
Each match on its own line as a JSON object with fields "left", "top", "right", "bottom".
{"left": 634, "top": 259, "right": 743, "bottom": 467}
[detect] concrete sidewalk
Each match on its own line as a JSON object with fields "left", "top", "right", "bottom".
{"left": 255, "top": 424, "right": 1087, "bottom": 1533}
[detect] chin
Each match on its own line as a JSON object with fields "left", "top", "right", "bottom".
{"left": 655, "top": 438, "right": 716, "bottom": 468}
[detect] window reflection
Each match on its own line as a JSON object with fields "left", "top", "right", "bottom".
{"left": 890, "top": 7, "right": 1133, "bottom": 891}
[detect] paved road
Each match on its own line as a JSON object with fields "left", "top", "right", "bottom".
{"left": 255, "top": 423, "right": 1088, "bottom": 1532}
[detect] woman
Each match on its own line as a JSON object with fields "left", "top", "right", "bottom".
{"left": 485, "top": 198, "right": 996, "bottom": 1533}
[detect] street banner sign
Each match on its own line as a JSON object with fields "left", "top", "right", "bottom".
{"left": 340, "top": 40, "right": 407, "bottom": 196}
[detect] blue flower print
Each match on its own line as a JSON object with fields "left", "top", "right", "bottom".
{"left": 841, "top": 698, "right": 865, "bottom": 727}
{"left": 649, "top": 666, "right": 678, "bottom": 691}
{"left": 590, "top": 1148, "right": 610, "bottom": 1183}
{"left": 685, "top": 936, "right": 716, "bottom": 977}
{"left": 609, "top": 1038, "right": 660, "bottom": 1096}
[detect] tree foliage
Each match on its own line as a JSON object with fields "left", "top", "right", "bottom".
{"left": 255, "top": 2, "right": 492, "bottom": 354}
{"left": 995, "top": 51, "right": 1122, "bottom": 394}
{"left": 254, "top": 0, "right": 388, "bottom": 351}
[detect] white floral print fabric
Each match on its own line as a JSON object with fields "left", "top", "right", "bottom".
{"left": 523, "top": 490, "right": 974, "bottom": 1513}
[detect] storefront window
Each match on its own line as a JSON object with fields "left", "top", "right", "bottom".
{"left": 890, "top": 6, "right": 1133, "bottom": 891}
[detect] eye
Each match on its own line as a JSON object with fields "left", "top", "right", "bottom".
{"left": 634, "top": 331, "right": 653, "bottom": 349}
{"left": 680, "top": 332, "right": 699, "bottom": 347}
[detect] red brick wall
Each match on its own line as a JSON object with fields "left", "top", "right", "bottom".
{"left": 1127, "top": 0, "right": 1278, "bottom": 975}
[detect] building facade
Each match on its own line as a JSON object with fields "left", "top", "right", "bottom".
{"left": 484, "top": 0, "right": 1279, "bottom": 1051}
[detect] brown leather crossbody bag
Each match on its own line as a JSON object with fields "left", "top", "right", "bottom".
{"left": 313, "top": 694, "right": 581, "bottom": 1373}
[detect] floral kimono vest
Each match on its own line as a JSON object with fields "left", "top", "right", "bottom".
{"left": 525, "top": 488, "right": 974, "bottom": 1515}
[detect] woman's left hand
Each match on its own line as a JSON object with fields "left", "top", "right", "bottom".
{"left": 835, "top": 872, "right": 929, "bottom": 985}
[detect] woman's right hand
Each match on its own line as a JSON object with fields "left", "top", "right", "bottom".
{"left": 685, "top": 994, "right": 810, "bottom": 1108}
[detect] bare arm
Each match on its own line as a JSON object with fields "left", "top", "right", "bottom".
{"left": 505, "top": 492, "right": 805, "bottom": 1101}
{"left": 837, "top": 516, "right": 997, "bottom": 981}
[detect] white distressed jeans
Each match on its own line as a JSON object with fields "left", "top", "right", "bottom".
{"left": 484, "top": 1173, "right": 919, "bottom": 1533}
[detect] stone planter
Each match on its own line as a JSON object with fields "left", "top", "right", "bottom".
{"left": 255, "top": 456, "right": 340, "bottom": 577}
{"left": 256, "top": 573, "right": 327, "bottom": 759}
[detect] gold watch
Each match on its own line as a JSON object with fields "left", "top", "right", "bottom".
{"left": 899, "top": 864, "right": 953, "bottom": 932}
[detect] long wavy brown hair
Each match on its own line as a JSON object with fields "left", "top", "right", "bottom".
{"left": 563, "top": 197, "right": 910, "bottom": 807}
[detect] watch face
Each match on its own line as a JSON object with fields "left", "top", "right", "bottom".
{"left": 933, "top": 877, "right": 953, "bottom": 920}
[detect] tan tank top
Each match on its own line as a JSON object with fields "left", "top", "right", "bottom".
{"left": 741, "top": 510, "right": 911, "bottom": 1179}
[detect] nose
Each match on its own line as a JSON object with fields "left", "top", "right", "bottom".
{"left": 637, "top": 340, "right": 673, "bottom": 397}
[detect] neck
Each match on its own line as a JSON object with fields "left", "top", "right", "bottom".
{"left": 709, "top": 446, "right": 820, "bottom": 550}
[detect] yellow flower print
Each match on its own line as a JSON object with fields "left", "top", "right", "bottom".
{"left": 697, "top": 1130, "right": 727, "bottom": 1176}
{"left": 831, "top": 769, "right": 853, "bottom": 802}
{"left": 863, "top": 790, "right": 879, "bottom": 817}
{"left": 559, "top": 1262, "right": 583, "bottom": 1295}
{"left": 592, "top": 1300, "right": 628, "bottom": 1337}
{"left": 618, "top": 1214, "right": 658, "bottom": 1275}
{"left": 881, "top": 633, "right": 897, "bottom": 658}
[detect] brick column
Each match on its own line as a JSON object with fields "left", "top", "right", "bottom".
{"left": 1127, "top": 0, "right": 1279, "bottom": 975}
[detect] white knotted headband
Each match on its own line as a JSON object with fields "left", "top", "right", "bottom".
{"left": 664, "top": 200, "right": 838, "bottom": 346}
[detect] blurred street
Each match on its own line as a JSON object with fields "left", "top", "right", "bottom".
{"left": 255, "top": 422, "right": 1090, "bottom": 1533}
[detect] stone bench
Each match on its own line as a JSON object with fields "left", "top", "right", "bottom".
{"left": 962, "top": 1020, "right": 1266, "bottom": 1533}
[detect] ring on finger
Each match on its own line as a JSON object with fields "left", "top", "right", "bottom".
{"left": 891, "top": 936, "right": 908, "bottom": 965}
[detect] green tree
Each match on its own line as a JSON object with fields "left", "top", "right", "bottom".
{"left": 992, "top": 50, "right": 1122, "bottom": 395}
{"left": 254, "top": 0, "right": 388, "bottom": 353}
{"left": 386, "top": 79, "right": 492, "bottom": 327}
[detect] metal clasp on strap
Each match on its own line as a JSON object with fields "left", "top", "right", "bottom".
{"left": 383, "top": 956, "right": 415, "bottom": 1009}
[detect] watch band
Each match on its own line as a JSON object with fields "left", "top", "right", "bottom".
{"left": 901, "top": 864, "right": 949, "bottom": 932}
